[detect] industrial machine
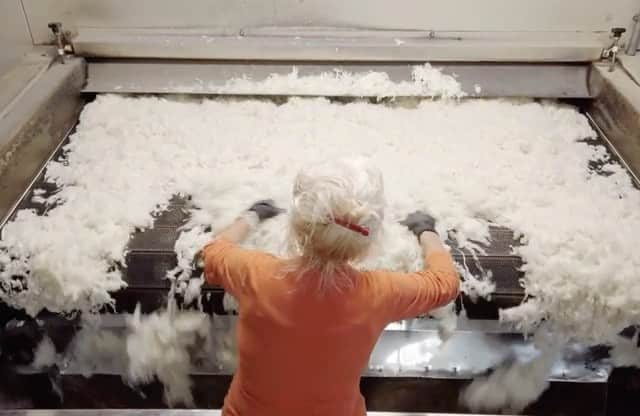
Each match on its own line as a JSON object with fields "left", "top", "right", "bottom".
{"left": 1, "top": 1, "right": 640, "bottom": 415}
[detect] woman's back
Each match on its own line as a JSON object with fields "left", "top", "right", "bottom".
{"left": 203, "top": 238, "right": 459, "bottom": 416}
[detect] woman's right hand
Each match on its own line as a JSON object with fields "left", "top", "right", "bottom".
{"left": 400, "top": 211, "right": 437, "bottom": 238}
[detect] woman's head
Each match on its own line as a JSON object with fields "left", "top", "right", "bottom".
{"left": 288, "top": 157, "right": 385, "bottom": 278}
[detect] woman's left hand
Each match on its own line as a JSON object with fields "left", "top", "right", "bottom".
{"left": 248, "top": 200, "right": 285, "bottom": 221}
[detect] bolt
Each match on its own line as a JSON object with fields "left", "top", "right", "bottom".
{"left": 611, "top": 27, "right": 626, "bottom": 38}
{"left": 48, "top": 22, "right": 61, "bottom": 34}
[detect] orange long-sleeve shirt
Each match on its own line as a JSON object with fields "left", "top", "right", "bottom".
{"left": 203, "top": 239, "right": 459, "bottom": 416}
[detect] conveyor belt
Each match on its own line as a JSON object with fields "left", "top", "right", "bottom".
{"left": 0, "top": 134, "right": 522, "bottom": 318}
{"left": 11, "top": 179, "right": 523, "bottom": 317}
{"left": 1, "top": 114, "right": 627, "bottom": 319}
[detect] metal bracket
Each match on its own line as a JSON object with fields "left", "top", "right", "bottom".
{"left": 47, "top": 22, "right": 75, "bottom": 64}
{"left": 602, "top": 27, "right": 626, "bottom": 72}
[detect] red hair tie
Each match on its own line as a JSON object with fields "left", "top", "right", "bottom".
{"left": 333, "top": 218, "right": 370, "bottom": 236}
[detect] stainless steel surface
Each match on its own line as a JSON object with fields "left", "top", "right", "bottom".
{"left": 73, "top": 28, "right": 602, "bottom": 62}
{"left": 370, "top": 328, "right": 607, "bottom": 381}
{"left": 56, "top": 316, "right": 610, "bottom": 383}
{"left": 85, "top": 61, "right": 593, "bottom": 98}
{"left": 0, "top": 56, "right": 85, "bottom": 223}
{"left": 0, "top": 53, "right": 50, "bottom": 115}
{"left": 0, "top": 0, "right": 33, "bottom": 77}
{"left": 588, "top": 64, "right": 640, "bottom": 181}
{"left": 586, "top": 112, "right": 640, "bottom": 187}
{"left": 620, "top": 54, "right": 640, "bottom": 85}
{"left": 0, "top": 123, "right": 74, "bottom": 230}
{"left": 368, "top": 325, "right": 608, "bottom": 382}
{"left": 21, "top": 0, "right": 637, "bottom": 45}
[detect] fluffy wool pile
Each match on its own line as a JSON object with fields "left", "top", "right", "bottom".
{"left": 169, "top": 63, "right": 466, "bottom": 99}
{"left": 2, "top": 93, "right": 638, "bottom": 341}
{"left": 460, "top": 329, "right": 562, "bottom": 413}
{"left": 125, "top": 304, "right": 211, "bottom": 407}
{"left": 460, "top": 348, "right": 558, "bottom": 413}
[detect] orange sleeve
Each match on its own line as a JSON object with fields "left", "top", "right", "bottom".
{"left": 202, "top": 238, "right": 274, "bottom": 298}
{"left": 370, "top": 250, "right": 460, "bottom": 322}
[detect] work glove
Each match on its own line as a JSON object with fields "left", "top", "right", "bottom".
{"left": 191, "top": 249, "right": 204, "bottom": 276}
{"left": 400, "top": 211, "right": 437, "bottom": 238}
{"left": 248, "top": 199, "right": 285, "bottom": 221}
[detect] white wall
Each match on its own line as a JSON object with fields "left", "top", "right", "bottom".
{"left": 0, "top": 0, "right": 32, "bottom": 75}
{"left": 21, "top": 0, "right": 640, "bottom": 44}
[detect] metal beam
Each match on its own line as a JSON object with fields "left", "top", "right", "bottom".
{"left": 84, "top": 60, "right": 594, "bottom": 98}
{"left": 73, "top": 28, "right": 602, "bottom": 62}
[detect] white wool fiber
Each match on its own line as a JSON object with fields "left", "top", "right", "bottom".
{"left": 170, "top": 226, "right": 211, "bottom": 283}
{"left": 609, "top": 334, "right": 640, "bottom": 368}
{"left": 125, "top": 305, "right": 211, "bottom": 407}
{"left": 212, "top": 314, "right": 238, "bottom": 370}
{"left": 0, "top": 89, "right": 638, "bottom": 345}
{"left": 461, "top": 330, "right": 561, "bottom": 413}
{"left": 173, "top": 63, "right": 466, "bottom": 98}
{"left": 183, "top": 277, "right": 204, "bottom": 306}
{"left": 456, "top": 248, "right": 495, "bottom": 302}
{"left": 222, "top": 292, "right": 239, "bottom": 314}
{"left": 500, "top": 299, "right": 545, "bottom": 332}
{"left": 32, "top": 336, "right": 57, "bottom": 369}
{"left": 429, "top": 302, "right": 458, "bottom": 342}
{"left": 66, "top": 325, "right": 128, "bottom": 377}
{"left": 461, "top": 349, "right": 557, "bottom": 413}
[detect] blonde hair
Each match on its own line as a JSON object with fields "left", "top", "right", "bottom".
{"left": 285, "top": 157, "right": 385, "bottom": 290}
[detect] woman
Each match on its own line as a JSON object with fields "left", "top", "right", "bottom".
{"left": 199, "top": 158, "right": 460, "bottom": 416}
